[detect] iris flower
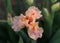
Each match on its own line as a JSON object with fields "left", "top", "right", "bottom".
{"left": 12, "top": 6, "right": 43, "bottom": 40}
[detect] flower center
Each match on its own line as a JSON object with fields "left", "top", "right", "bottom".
{"left": 28, "top": 17, "right": 33, "bottom": 24}
{"left": 32, "top": 26, "right": 37, "bottom": 31}
{"left": 31, "top": 13, "right": 35, "bottom": 16}
{"left": 22, "top": 17, "right": 26, "bottom": 21}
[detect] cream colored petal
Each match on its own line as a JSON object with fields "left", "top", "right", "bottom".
{"left": 25, "top": 6, "right": 42, "bottom": 20}
{"left": 19, "top": 14, "right": 25, "bottom": 19}
{"left": 28, "top": 27, "right": 43, "bottom": 40}
{"left": 12, "top": 15, "right": 26, "bottom": 32}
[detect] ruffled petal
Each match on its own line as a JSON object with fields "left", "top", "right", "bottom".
{"left": 28, "top": 27, "right": 43, "bottom": 40}
{"left": 25, "top": 6, "right": 42, "bottom": 20}
{"left": 12, "top": 14, "right": 26, "bottom": 32}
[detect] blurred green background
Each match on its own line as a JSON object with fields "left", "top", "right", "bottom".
{"left": 0, "top": 0, "right": 60, "bottom": 43}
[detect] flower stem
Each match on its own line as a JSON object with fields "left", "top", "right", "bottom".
{"left": 31, "top": 40, "right": 36, "bottom": 43}
{"left": 6, "top": 0, "right": 15, "bottom": 16}
{"left": 0, "top": 20, "right": 7, "bottom": 22}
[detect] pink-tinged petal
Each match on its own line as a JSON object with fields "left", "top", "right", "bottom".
{"left": 28, "top": 27, "right": 43, "bottom": 40}
{"left": 12, "top": 14, "right": 26, "bottom": 32}
{"left": 12, "top": 16, "right": 20, "bottom": 32}
{"left": 25, "top": 6, "right": 42, "bottom": 20}
{"left": 19, "top": 14, "right": 25, "bottom": 19}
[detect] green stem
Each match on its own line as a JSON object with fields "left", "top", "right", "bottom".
{"left": 6, "top": 0, "right": 15, "bottom": 16}
{"left": 31, "top": 40, "right": 36, "bottom": 43}
{"left": 0, "top": 20, "right": 7, "bottom": 22}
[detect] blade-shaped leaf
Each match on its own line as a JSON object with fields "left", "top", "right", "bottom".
{"left": 49, "top": 29, "right": 60, "bottom": 43}
{"left": 43, "top": 8, "right": 52, "bottom": 23}
{"left": 7, "top": 25, "right": 19, "bottom": 43}
{"left": 42, "top": 8, "right": 53, "bottom": 40}
{"left": 18, "top": 30, "right": 31, "bottom": 43}
{"left": 52, "top": 10, "right": 60, "bottom": 33}
{"left": 18, "top": 36, "right": 24, "bottom": 43}
{"left": 31, "top": 40, "right": 36, "bottom": 43}
{"left": 51, "top": 39, "right": 60, "bottom": 43}
{"left": 6, "top": 0, "right": 15, "bottom": 16}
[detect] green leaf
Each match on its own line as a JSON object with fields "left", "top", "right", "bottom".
{"left": 0, "top": 22, "right": 9, "bottom": 40}
{"left": 7, "top": 25, "right": 19, "bottom": 43}
{"left": 18, "top": 37, "right": 24, "bottom": 43}
{"left": 43, "top": 8, "right": 52, "bottom": 22}
{"left": 50, "top": 39, "right": 60, "bottom": 43}
{"left": 6, "top": 0, "right": 15, "bottom": 16}
{"left": 49, "top": 29, "right": 60, "bottom": 43}
{"left": 18, "top": 30, "right": 31, "bottom": 43}
{"left": 42, "top": 8, "right": 52, "bottom": 39}
{"left": 52, "top": 10, "right": 60, "bottom": 33}
{"left": 50, "top": 2, "right": 60, "bottom": 35}
{"left": 31, "top": 40, "right": 36, "bottom": 43}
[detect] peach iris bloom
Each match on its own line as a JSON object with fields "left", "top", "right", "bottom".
{"left": 12, "top": 6, "right": 43, "bottom": 40}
